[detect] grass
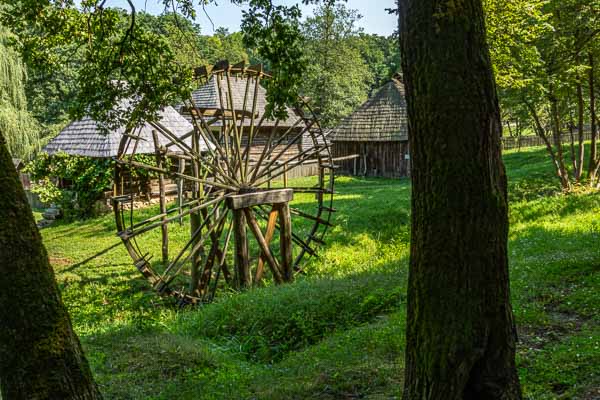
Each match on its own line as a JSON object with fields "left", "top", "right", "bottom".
{"left": 39, "top": 145, "right": 599, "bottom": 399}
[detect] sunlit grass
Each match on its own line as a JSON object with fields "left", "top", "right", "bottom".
{"left": 39, "top": 145, "right": 600, "bottom": 399}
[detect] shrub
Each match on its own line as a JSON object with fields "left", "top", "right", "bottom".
{"left": 26, "top": 152, "right": 115, "bottom": 219}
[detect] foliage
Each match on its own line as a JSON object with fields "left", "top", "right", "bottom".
{"left": 351, "top": 32, "right": 401, "bottom": 95}
{"left": 26, "top": 153, "right": 115, "bottom": 218}
{"left": 300, "top": 3, "right": 374, "bottom": 127}
{"left": 26, "top": 152, "right": 161, "bottom": 219}
{"left": 199, "top": 28, "right": 249, "bottom": 66}
{"left": 0, "top": 0, "right": 330, "bottom": 127}
{"left": 485, "top": 0, "right": 600, "bottom": 188}
{"left": 35, "top": 146, "right": 600, "bottom": 399}
{"left": 0, "top": 25, "right": 41, "bottom": 159}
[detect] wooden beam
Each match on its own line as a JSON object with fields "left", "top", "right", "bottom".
{"left": 278, "top": 203, "right": 293, "bottom": 282}
{"left": 233, "top": 209, "right": 251, "bottom": 289}
{"left": 244, "top": 208, "right": 284, "bottom": 284}
{"left": 152, "top": 130, "right": 169, "bottom": 266}
{"left": 226, "top": 188, "right": 293, "bottom": 210}
{"left": 255, "top": 207, "right": 279, "bottom": 283}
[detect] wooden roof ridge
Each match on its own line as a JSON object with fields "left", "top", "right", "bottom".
{"left": 330, "top": 76, "right": 408, "bottom": 142}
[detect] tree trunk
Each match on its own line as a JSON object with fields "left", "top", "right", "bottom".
{"left": 524, "top": 99, "right": 564, "bottom": 179}
{"left": 0, "top": 133, "right": 102, "bottom": 399}
{"left": 588, "top": 52, "right": 598, "bottom": 184}
{"left": 575, "top": 77, "right": 585, "bottom": 182}
{"left": 398, "top": 1, "right": 522, "bottom": 399}
{"left": 548, "top": 86, "right": 572, "bottom": 190}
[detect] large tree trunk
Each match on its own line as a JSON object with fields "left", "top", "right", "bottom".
{"left": 0, "top": 132, "right": 102, "bottom": 400}
{"left": 398, "top": 1, "right": 522, "bottom": 399}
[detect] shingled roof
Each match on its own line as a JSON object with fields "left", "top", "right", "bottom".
{"left": 330, "top": 76, "right": 408, "bottom": 142}
{"left": 180, "top": 74, "right": 302, "bottom": 128}
{"left": 43, "top": 106, "right": 201, "bottom": 158}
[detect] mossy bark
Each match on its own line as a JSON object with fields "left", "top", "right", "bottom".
{"left": 398, "top": 1, "right": 522, "bottom": 399}
{"left": 0, "top": 132, "right": 102, "bottom": 399}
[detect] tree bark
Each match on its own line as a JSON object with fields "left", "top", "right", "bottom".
{"left": 0, "top": 132, "right": 102, "bottom": 399}
{"left": 398, "top": 1, "right": 522, "bottom": 399}
{"left": 588, "top": 52, "right": 599, "bottom": 184}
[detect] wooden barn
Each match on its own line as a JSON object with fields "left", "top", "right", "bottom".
{"left": 330, "top": 74, "right": 409, "bottom": 178}
{"left": 178, "top": 73, "right": 324, "bottom": 179}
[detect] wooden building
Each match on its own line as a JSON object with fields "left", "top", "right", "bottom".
{"left": 330, "top": 75, "right": 409, "bottom": 178}
{"left": 178, "top": 74, "right": 324, "bottom": 179}
{"left": 44, "top": 105, "right": 198, "bottom": 158}
{"left": 43, "top": 105, "right": 199, "bottom": 196}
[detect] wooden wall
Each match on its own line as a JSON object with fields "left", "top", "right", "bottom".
{"left": 332, "top": 140, "right": 410, "bottom": 178}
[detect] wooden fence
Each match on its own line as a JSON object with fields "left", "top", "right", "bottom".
{"left": 501, "top": 131, "right": 593, "bottom": 150}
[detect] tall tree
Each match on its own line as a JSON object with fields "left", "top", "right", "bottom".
{"left": 398, "top": 0, "right": 522, "bottom": 398}
{"left": 0, "top": 25, "right": 40, "bottom": 158}
{"left": 301, "top": 2, "right": 373, "bottom": 127}
{"left": 0, "top": 132, "right": 102, "bottom": 399}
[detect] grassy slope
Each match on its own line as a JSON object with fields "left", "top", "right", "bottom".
{"left": 40, "top": 146, "right": 599, "bottom": 399}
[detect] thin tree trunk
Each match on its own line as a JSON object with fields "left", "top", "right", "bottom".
{"left": 548, "top": 85, "right": 572, "bottom": 190}
{"left": 576, "top": 77, "right": 585, "bottom": 182}
{"left": 588, "top": 52, "right": 599, "bottom": 184}
{"left": 567, "top": 111, "right": 577, "bottom": 176}
{"left": 0, "top": 132, "right": 102, "bottom": 400}
{"left": 398, "top": 1, "right": 521, "bottom": 399}
{"left": 525, "top": 100, "right": 563, "bottom": 177}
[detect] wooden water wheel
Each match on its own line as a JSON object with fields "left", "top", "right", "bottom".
{"left": 112, "top": 61, "right": 336, "bottom": 305}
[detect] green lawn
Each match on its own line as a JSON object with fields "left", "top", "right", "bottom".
{"left": 40, "top": 146, "right": 599, "bottom": 399}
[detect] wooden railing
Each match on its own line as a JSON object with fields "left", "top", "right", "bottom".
{"left": 501, "top": 131, "right": 593, "bottom": 150}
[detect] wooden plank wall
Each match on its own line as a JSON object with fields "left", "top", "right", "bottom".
{"left": 332, "top": 141, "right": 410, "bottom": 178}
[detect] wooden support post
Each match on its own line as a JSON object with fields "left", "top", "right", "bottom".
{"left": 255, "top": 206, "right": 279, "bottom": 283}
{"left": 189, "top": 129, "right": 203, "bottom": 294}
{"left": 278, "top": 202, "right": 293, "bottom": 282}
{"left": 113, "top": 163, "right": 119, "bottom": 197}
{"left": 283, "top": 167, "right": 288, "bottom": 187}
{"left": 244, "top": 208, "right": 283, "bottom": 284}
{"left": 233, "top": 209, "right": 251, "bottom": 289}
{"left": 152, "top": 130, "right": 169, "bottom": 266}
{"left": 177, "top": 158, "right": 185, "bottom": 224}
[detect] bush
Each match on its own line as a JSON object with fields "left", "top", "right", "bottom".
{"left": 26, "top": 152, "right": 114, "bottom": 219}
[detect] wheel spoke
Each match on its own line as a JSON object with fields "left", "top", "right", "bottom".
{"left": 118, "top": 193, "right": 226, "bottom": 240}
{"left": 254, "top": 142, "right": 326, "bottom": 186}
{"left": 162, "top": 205, "right": 229, "bottom": 284}
{"left": 250, "top": 120, "right": 316, "bottom": 184}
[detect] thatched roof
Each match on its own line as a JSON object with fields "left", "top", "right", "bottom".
{"left": 330, "top": 77, "right": 408, "bottom": 142}
{"left": 43, "top": 106, "right": 202, "bottom": 158}
{"left": 180, "top": 74, "right": 302, "bottom": 128}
